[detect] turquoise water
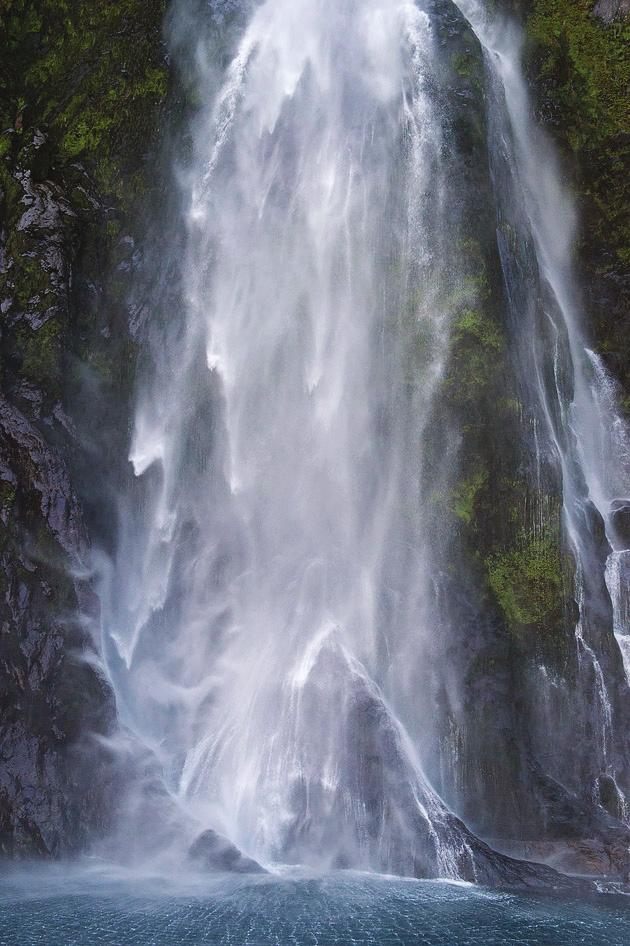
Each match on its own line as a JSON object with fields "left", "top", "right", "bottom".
{"left": 0, "top": 867, "right": 629, "bottom": 946}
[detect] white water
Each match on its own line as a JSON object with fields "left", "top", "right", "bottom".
{"left": 100, "top": 0, "right": 479, "bottom": 875}
{"left": 97, "top": 0, "right": 630, "bottom": 874}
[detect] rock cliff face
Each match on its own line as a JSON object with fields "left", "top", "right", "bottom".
{"left": 0, "top": 0, "right": 167, "bottom": 855}
{"left": 0, "top": 0, "right": 628, "bottom": 866}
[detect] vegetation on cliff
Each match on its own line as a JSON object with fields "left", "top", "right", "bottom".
{"left": 1, "top": 0, "right": 167, "bottom": 205}
{"left": 521, "top": 0, "right": 630, "bottom": 395}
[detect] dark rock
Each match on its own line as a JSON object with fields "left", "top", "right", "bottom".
{"left": 610, "top": 500, "right": 630, "bottom": 551}
{"left": 593, "top": 0, "right": 630, "bottom": 23}
{"left": 486, "top": 765, "right": 630, "bottom": 880}
{"left": 0, "top": 395, "right": 87, "bottom": 562}
{"left": 0, "top": 391, "right": 116, "bottom": 856}
{"left": 488, "top": 838, "right": 625, "bottom": 879}
{"left": 597, "top": 773, "right": 627, "bottom": 823}
{"left": 188, "top": 830, "right": 267, "bottom": 874}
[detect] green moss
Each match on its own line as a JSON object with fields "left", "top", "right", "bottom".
{"left": 0, "top": 0, "right": 167, "bottom": 208}
{"left": 527, "top": 2, "right": 629, "bottom": 147}
{"left": 442, "top": 275, "right": 489, "bottom": 314}
{"left": 0, "top": 482, "right": 17, "bottom": 520}
{"left": 525, "top": 1, "right": 629, "bottom": 262}
{"left": 451, "top": 468, "right": 488, "bottom": 524}
{"left": 452, "top": 49, "right": 481, "bottom": 81}
{"left": 453, "top": 308, "right": 504, "bottom": 352}
{"left": 14, "top": 256, "right": 50, "bottom": 307}
{"left": 518, "top": 0, "right": 630, "bottom": 409}
{"left": 486, "top": 533, "right": 565, "bottom": 630}
{"left": 0, "top": 161, "right": 20, "bottom": 216}
{"left": 81, "top": 349, "right": 117, "bottom": 386}
{"left": 60, "top": 114, "right": 116, "bottom": 161}
{"left": 443, "top": 306, "right": 505, "bottom": 404}
{"left": 20, "top": 320, "right": 63, "bottom": 391}
{"left": 441, "top": 242, "right": 493, "bottom": 315}
{"left": 105, "top": 219, "right": 122, "bottom": 241}
{"left": 0, "top": 0, "right": 168, "bottom": 414}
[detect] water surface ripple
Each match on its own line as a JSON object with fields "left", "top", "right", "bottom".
{"left": 1, "top": 868, "right": 628, "bottom": 946}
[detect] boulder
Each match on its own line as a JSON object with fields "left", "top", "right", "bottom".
{"left": 188, "top": 829, "right": 267, "bottom": 874}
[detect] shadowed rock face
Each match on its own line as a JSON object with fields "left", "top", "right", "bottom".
{"left": 610, "top": 501, "right": 630, "bottom": 552}
{"left": 0, "top": 151, "right": 112, "bottom": 857}
{"left": 0, "top": 394, "right": 116, "bottom": 856}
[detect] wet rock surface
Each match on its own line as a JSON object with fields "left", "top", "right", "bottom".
{"left": 0, "top": 391, "right": 117, "bottom": 855}
{"left": 0, "top": 149, "right": 114, "bottom": 855}
{"left": 491, "top": 837, "right": 630, "bottom": 884}
{"left": 0, "top": 0, "right": 168, "bottom": 855}
{"left": 262, "top": 636, "right": 584, "bottom": 890}
{"left": 610, "top": 500, "right": 630, "bottom": 551}
{"left": 188, "top": 830, "right": 267, "bottom": 875}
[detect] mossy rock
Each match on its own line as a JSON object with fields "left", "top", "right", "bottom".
{"left": 451, "top": 467, "right": 489, "bottom": 525}
{"left": 486, "top": 531, "right": 572, "bottom": 641}
{"left": 0, "top": 0, "right": 168, "bottom": 210}
{"left": 18, "top": 319, "right": 64, "bottom": 393}
{"left": 520, "top": 1, "right": 630, "bottom": 397}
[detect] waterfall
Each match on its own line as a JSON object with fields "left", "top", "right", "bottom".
{"left": 97, "top": 0, "right": 630, "bottom": 877}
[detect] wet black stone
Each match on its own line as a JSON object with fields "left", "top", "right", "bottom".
{"left": 188, "top": 829, "right": 267, "bottom": 874}
{"left": 610, "top": 500, "right": 630, "bottom": 551}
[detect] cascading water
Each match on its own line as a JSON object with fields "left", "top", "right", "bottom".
{"left": 102, "top": 0, "right": 479, "bottom": 877}
{"left": 97, "top": 0, "right": 630, "bottom": 880}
